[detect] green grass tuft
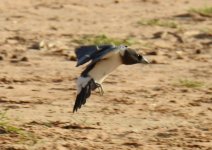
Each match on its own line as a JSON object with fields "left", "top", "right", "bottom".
{"left": 0, "top": 122, "right": 22, "bottom": 134}
{"left": 189, "top": 6, "right": 212, "bottom": 17}
{"left": 178, "top": 79, "right": 204, "bottom": 88}
{"left": 138, "top": 19, "right": 178, "bottom": 28}
{"left": 0, "top": 111, "right": 37, "bottom": 145}
{"left": 0, "top": 111, "right": 23, "bottom": 134}
{"left": 201, "top": 28, "right": 212, "bottom": 34}
{"left": 73, "top": 34, "right": 136, "bottom": 46}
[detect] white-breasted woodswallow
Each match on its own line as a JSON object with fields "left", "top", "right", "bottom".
{"left": 73, "top": 45, "right": 149, "bottom": 112}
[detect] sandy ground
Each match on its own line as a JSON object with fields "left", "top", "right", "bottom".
{"left": 0, "top": 0, "right": 212, "bottom": 149}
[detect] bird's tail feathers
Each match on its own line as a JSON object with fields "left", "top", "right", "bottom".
{"left": 73, "top": 78, "right": 96, "bottom": 113}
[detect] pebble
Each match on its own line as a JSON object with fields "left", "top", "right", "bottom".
{"left": 0, "top": 55, "right": 4, "bottom": 61}
{"left": 20, "top": 56, "right": 28, "bottom": 62}
{"left": 146, "top": 51, "right": 158, "bottom": 55}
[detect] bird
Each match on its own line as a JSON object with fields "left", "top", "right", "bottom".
{"left": 73, "top": 44, "right": 149, "bottom": 112}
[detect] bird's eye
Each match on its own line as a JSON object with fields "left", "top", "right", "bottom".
{"left": 138, "top": 55, "right": 142, "bottom": 60}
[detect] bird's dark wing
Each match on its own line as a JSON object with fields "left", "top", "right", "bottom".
{"left": 75, "top": 45, "right": 97, "bottom": 66}
{"left": 73, "top": 83, "right": 91, "bottom": 112}
{"left": 75, "top": 44, "right": 115, "bottom": 67}
{"left": 73, "top": 79, "right": 97, "bottom": 112}
{"left": 73, "top": 45, "right": 128, "bottom": 112}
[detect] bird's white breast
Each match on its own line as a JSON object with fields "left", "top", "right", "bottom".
{"left": 88, "top": 53, "right": 122, "bottom": 83}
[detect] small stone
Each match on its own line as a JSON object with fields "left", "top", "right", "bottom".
{"left": 156, "top": 132, "right": 173, "bottom": 138}
{"left": 152, "top": 86, "right": 161, "bottom": 91}
{"left": 20, "top": 56, "right": 28, "bottom": 62}
{"left": 0, "top": 55, "right": 3, "bottom": 61}
{"left": 11, "top": 54, "right": 18, "bottom": 59}
{"left": 151, "top": 59, "right": 158, "bottom": 64}
{"left": 208, "top": 107, "right": 212, "bottom": 111}
{"left": 49, "top": 26, "right": 58, "bottom": 30}
{"left": 68, "top": 55, "right": 77, "bottom": 61}
{"left": 29, "top": 40, "right": 46, "bottom": 50}
{"left": 152, "top": 31, "right": 163, "bottom": 39}
{"left": 176, "top": 55, "right": 183, "bottom": 59}
{"left": 181, "top": 89, "right": 188, "bottom": 93}
{"left": 39, "top": 40, "right": 46, "bottom": 48}
{"left": 146, "top": 51, "right": 158, "bottom": 55}
{"left": 29, "top": 42, "right": 40, "bottom": 49}
{"left": 169, "top": 100, "right": 176, "bottom": 103}
{"left": 176, "top": 51, "right": 184, "bottom": 59}
{"left": 52, "top": 78, "right": 63, "bottom": 82}
{"left": 189, "top": 102, "right": 201, "bottom": 106}
{"left": 10, "top": 59, "right": 19, "bottom": 63}
{"left": 195, "top": 49, "right": 201, "bottom": 54}
{"left": 7, "top": 86, "right": 14, "bottom": 89}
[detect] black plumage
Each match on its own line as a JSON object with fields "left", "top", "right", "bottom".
{"left": 73, "top": 45, "right": 149, "bottom": 112}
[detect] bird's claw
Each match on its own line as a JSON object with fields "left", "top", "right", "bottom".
{"left": 95, "top": 83, "right": 104, "bottom": 96}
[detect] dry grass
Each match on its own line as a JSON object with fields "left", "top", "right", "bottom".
{"left": 189, "top": 6, "right": 212, "bottom": 17}
{"left": 73, "top": 34, "right": 137, "bottom": 46}
{"left": 178, "top": 79, "right": 204, "bottom": 88}
{"left": 138, "top": 18, "right": 178, "bottom": 28}
{"left": 0, "top": 111, "right": 37, "bottom": 145}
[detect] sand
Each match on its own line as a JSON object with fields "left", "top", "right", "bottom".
{"left": 0, "top": 0, "right": 211, "bottom": 149}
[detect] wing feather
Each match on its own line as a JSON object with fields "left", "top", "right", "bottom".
{"left": 75, "top": 44, "right": 116, "bottom": 67}
{"left": 73, "top": 78, "right": 97, "bottom": 112}
{"left": 73, "top": 45, "right": 128, "bottom": 112}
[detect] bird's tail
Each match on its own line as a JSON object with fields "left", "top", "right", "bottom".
{"left": 73, "top": 78, "right": 96, "bottom": 113}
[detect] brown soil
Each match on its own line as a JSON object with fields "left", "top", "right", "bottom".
{"left": 0, "top": 0, "right": 211, "bottom": 149}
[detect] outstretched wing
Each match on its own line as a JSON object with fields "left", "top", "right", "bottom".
{"left": 75, "top": 44, "right": 115, "bottom": 67}
{"left": 73, "top": 45, "right": 128, "bottom": 112}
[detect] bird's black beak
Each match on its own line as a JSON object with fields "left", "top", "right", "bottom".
{"left": 141, "top": 56, "right": 149, "bottom": 64}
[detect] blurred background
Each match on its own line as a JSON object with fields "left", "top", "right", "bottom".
{"left": 0, "top": 0, "right": 211, "bottom": 149}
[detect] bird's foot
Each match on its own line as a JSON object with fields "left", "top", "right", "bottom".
{"left": 95, "top": 83, "right": 104, "bottom": 96}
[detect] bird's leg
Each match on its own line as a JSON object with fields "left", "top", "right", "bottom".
{"left": 95, "top": 83, "right": 104, "bottom": 96}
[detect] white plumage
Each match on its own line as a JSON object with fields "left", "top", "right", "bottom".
{"left": 88, "top": 52, "right": 122, "bottom": 83}
{"left": 73, "top": 45, "right": 149, "bottom": 112}
{"left": 76, "top": 76, "right": 91, "bottom": 94}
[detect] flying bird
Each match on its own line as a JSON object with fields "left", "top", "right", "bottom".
{"left": 73, "top": 45, "right": 149, "bottom": 112}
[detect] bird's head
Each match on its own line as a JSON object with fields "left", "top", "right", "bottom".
{"left": 121, "top": 48, "right": 149, "bottom": 65}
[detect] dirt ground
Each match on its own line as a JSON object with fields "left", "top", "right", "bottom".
{"left": 0, "top": 0, "right": 212, "bottom": 149}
